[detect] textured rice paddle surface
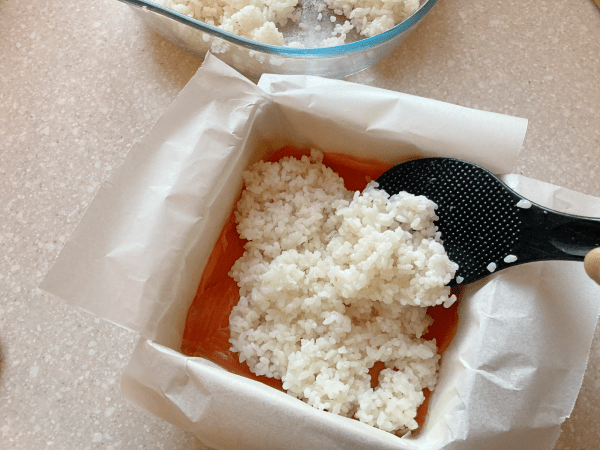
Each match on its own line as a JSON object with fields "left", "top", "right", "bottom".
{"left": 223, "top": 149, "right": 457, "bottom": 433}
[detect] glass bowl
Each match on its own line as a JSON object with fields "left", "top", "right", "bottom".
{"left": 119, "top": 0, "right": 437, "bottom": 80}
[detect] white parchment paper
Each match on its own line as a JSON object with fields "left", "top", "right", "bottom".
{"left": 40, "top": 54, "right": 600, "bottom": 450}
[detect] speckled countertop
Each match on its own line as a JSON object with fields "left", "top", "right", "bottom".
{"left": 1, "top": 0, "right": 599, "bottom": 448}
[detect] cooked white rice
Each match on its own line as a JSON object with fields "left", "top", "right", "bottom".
{"left": 228, "top": 150, "right": 457, "bottom": 433}
{"left": 516, "top": 199, "right": 532, "bottom": 209}
{"left": 152, "top": 0, "right": 419, "bottom": 46}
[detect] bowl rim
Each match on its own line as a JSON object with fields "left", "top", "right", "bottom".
{"left": 118, "top": 0, "right": 437, "bottom": 57}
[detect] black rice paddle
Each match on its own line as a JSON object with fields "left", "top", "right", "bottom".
{"left": 376, "top": 158, "right": 600, "bottom": 286}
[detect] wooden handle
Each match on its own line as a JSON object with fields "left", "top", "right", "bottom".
{"left": 584, "top": 248, "right": 600, "bottom": 285}
{"left": 594, "top": 0, "right": 600, "bottom": 10}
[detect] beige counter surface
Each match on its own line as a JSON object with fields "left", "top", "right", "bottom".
{"left": 1, "top": 0, "right": 599, "bottom": 448}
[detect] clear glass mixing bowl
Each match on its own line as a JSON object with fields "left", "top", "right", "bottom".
{"left": 119, "top": 0, "right": 437, "bottom": 80}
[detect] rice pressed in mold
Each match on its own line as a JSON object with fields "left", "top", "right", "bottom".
{"left": 228, "top": 150, "right": 457, "bottom": 433}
